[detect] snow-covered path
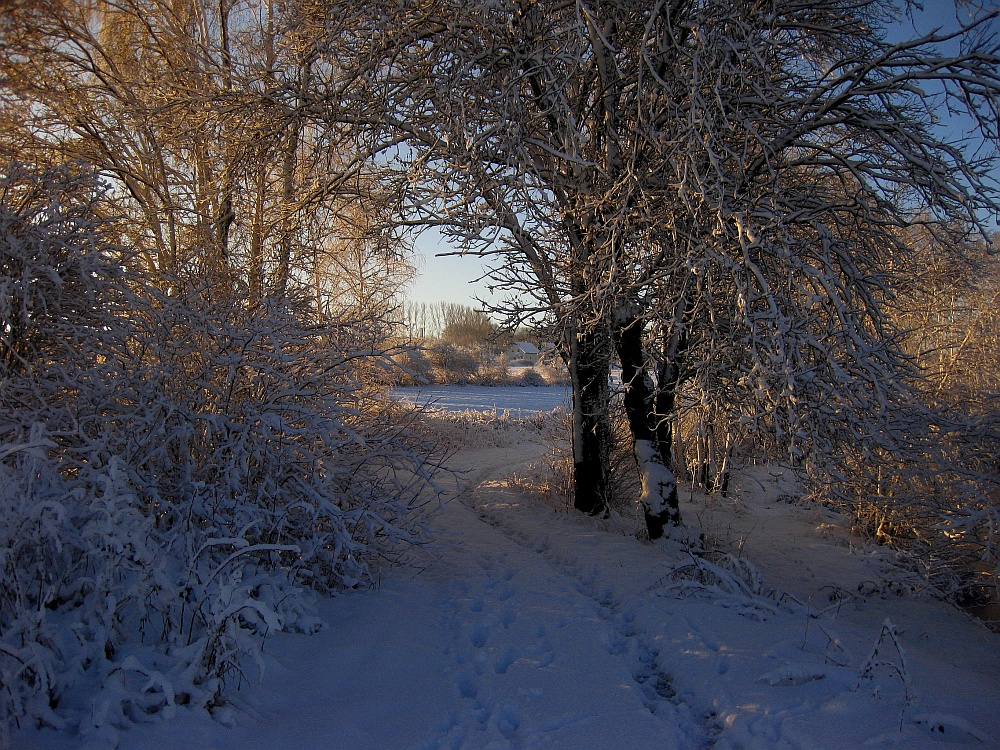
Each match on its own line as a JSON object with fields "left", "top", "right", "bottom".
{"left": 21, "top": 443, "right": 693, "bottom": 749}
{"left": 16, "top": 441, "right": 1000, "bottom": 750}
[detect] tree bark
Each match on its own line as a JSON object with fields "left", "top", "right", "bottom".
{"left": 570, "top": 324, "right": 612, "bottom": 516}
{"left": 613, "top": 313, "right": 681, "bottom": 539}
{"left": 655, "top": 298, "right": 691, "bottom": 464}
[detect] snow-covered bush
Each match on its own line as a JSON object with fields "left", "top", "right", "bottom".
{"left": 515, "top": 368, "right": 547, "bottom": 387}
{"left": 388, "top": 343, "right": 524, "bottom": 386}
{"left": 472, "top": 354, "right": 510, "bottom": 385}
{"left": 535, "top": 362, "right": 570, "bottom": 386}
{"left": 825, "top": 418, "right": 1000, "bottom": 607}
{"left": 765, "top": 233, "right": 1000, "bottom": 611}
{"left": 106, "top": 279, "right": 442, "bottom": 590}
{"left": 389, "top": 346, "right": 434, "bottom": 386}
{"left": 652, "top": 552, "right": 796, "bottom": 620}
{"left": 427, "top": 341, "right": 480, "bottom": 384}
{"left": 0, "top": 162, "right": 121, "bottom": 398}
{"left": 809, "top": 240, "right": 1000, "bottom": 608}
{"left": 0, "top": 165, "right": 444, "bottom": 741}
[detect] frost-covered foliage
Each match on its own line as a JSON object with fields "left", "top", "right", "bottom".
{"left": 102, "top": 280, "right": 442, "bottom": 591}
{"left": 0, "top": 163, "right": 117, "bottom": 387}
{"left": 653, "top": 552, "right": 798, "bottom": 620}
{"left": 389, "top": 344, "right": 565, "bottom": 387}
{"left": 532, "top": 361, "right": 570, "bottom": 386}
{"left": 514, "top": 368, "right": 548, "bottom": 387}
{"left": 402, "top": 404, "right": 554, "bottom": 451}
{"left": 0, "top": 165, "right": 444, "bottom": 741}
{"left": 674, "top": 382, "right": 1000, "bottom": 609}
{"left": 798, "top": 235, "right": 1000, "bottom": 608}
{"left": 391, "top": 347, "right": 434, "bottom": 386}
{"left": 426, "top": 342, "right": 480, "bottom": 384}
{"left": 823, "top": 413, "right": 1000, "bottom": 606}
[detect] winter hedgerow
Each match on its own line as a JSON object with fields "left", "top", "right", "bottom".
{"left": 0, "top": 164, "right": 446, "bottom": 743}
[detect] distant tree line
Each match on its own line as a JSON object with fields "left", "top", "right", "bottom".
{"left": 403, "top": 301, "right": 496, "bottom": 345}
{"left": 394, "top": 301, "right": 565, "bottom": 385}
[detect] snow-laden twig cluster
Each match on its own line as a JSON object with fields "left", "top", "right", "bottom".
{"left": 0, "top": 165, "right": 445, "bottom": 742}
{"left": 403, "top": 404, "right": 557, "bottom": 450}
{"left": 856, "top": 618, "right": 916, "bottom": 731}
{"left": 651, "top": 551, "right": 800, "bottom": 620}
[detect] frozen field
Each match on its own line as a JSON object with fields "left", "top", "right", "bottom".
{"left": 391, "top": 384, "right": 571, "bottom": 415}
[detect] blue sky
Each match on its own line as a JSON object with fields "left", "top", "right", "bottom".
{"left": 405, "top": 1, "right": 999, "bottom": 308}
{"left": 408, "top": 229, "right": 496, "bottom": 307}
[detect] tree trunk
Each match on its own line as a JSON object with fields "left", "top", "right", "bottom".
{"left": 570, "top": 324, "right": 612, "bottom": 516}
{"left": 613, "top": 313, "right": 681, "bottom": 539}
{"left": 654, "top": 299, "right": 690, "bottom": 463}
{"left": 248, "top": 162, "right": 266, "bottom": 307}
{"left": 276, "top": 120, "right": 298, "bottom": 299}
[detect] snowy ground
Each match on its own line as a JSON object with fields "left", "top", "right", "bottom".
{"left": 391, "top": 385, "right": 570, "bottom": 417}
{"left": 13, "top": 436, "right": 1000, "bottom": 750}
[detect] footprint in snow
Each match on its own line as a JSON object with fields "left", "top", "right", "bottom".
{"left": 758, "top": 664, "right": 827, "bottom": 686}
{"left": 601, "top": 628, "right": 628, "bottom": 655}
{"left": 469, "top": 622, "right": 489, "bottom": 648}
{"left": 494, "top": 647, "right": 518, "bottom": 674}
{"left": 913, "top": 713, "right": 990, "bottom": 743}
{"left": 456, "top": 670, "right": 477, "bottom": 699}
{"left": 494, "top": 703, "right": 521, "bottom": 740}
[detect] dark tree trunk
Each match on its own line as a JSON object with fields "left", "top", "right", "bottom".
{"left": 613, "top": 313, "right": 681, "bottom": 539}
{"left": 655, "top": 315, "right": 688, "bottom": 466}
{"left": 570, "top": 325, "right": 612, "bottom": 516}
{"left": 654, "top": 294, "right": 693, "bottom": 484}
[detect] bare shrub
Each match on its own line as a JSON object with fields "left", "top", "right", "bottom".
{"left": 397, "top": 403, "right": 553, "bottom": 451}
{"left": 536, "top": 361, "right": 571, "bottom": 386}
{"left": 806, "top": 236, "right": 1000, "bottom": 609}
{"left": 0, "top": 166, "right": 445, "bottom": 738}
{"left": 472, "top": 354, "right": 511, "bottom": 385}
{"left": 516, "top": 368, "right": 548, "bottom": 386}
{"left": 427, "top": 342, "right": 480, "bottom": 384}
{"left": 527, "top": 404, "right": 642, "bottom": 527}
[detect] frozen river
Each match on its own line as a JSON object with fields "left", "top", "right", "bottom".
{"left": 391, "top": 385, "right": 571, "bottom": 416}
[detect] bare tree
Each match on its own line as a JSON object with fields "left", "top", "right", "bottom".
{"left": 440, "top": 304, "right": 496, "bottom": 347}
{"left": 0, "top": 0, "right": 398, "bottom": 304}
{"left": 320, "top": 0, "right": 1000, "bottom": 540}
{"left": 0, "top": 4, "right": 445, "bottom": 733}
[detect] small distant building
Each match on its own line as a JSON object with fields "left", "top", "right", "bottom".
{"left": 505, "top": 341, "right": 541, "bottom": 364}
